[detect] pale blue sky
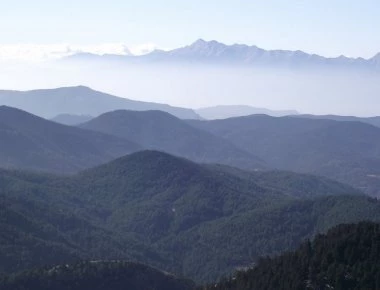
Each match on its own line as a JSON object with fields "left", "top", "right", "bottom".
{"left": 0, "top": 0, "right": 379, "bottom": 57}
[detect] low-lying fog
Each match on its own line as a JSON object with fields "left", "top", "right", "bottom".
{"left": 1, "top": 60, "right": 379, "bottom": 116}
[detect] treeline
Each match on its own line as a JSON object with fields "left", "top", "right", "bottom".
{"left": 0, "top": 261, "right": 195, "bottom": 290}
{"left": 200, "top": 221, "right": 380, "bottom": 290}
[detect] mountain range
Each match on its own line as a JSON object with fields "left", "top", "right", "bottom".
{"left": 2, "top": 38, "right": 380, "bottom": 290}
{"left": 1, "top": 97, "right": 380, "bottom": 286}
{"left": 1, "top": 150, "right": 379, "bottom": 283}
{"left": 3, "top": 105, "right": 380, "bottom": 197}
{"left": 65, "top": 39, "right": 380, "bottom": 71}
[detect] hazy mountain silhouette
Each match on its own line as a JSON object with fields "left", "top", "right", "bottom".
{"left": 197, "top": 105, "right": 299, "bottom": 119}
{"left": 66, "top": 39, "right": 380, "bottom": 71}
{"left": 0, "top": 86, "right": 200, "bottom": 119}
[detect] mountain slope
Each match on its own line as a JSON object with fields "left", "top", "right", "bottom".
{"left": 79, "top": 110, "right": 265, "bottom": 170}
{"left": 188, "top": 115, "right": 380, "bottom": 197}
{"left": 207, "top": 164, "right": 361, "bottom": 199}
{"left": 0, "top": 261, "right": 195, "bottom": 290}
{"left": 1, "top": 151, "right": 379, "bottom": 283}
{"left": 0, "top": 106, "right": 141, "bottom": 172}
{"left": 202, "top": 222, "right": 380, "bottom": 290}
{"left": 0, "top": 196, "right": 81, "bottom": 274}
{"left": 0, "top": 168, "right": 169, "bottom": 275}
{"left": 196, "top": 105, "right": 298, "bottom": 119}
{"left": 0, "top": 195, "right": 151, "bottom": 275}
{"left": 0, "top": 86, "right": 200, "bottom": 119}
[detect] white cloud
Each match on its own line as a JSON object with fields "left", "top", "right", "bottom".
{"left": 129, "top": 43, "right": 159, "bottom": 55}
{"left": 0, "top": 43, "right": 161, "bottom": 62}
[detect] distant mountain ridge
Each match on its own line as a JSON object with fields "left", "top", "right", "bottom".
{"left": 0, "top": 86, "right": 201, "bottom": 119}
{"left": 197, "top": 105, "right": 299, "bottom": 119}
{"left": 65, "top": 39, "right": 380, "bottom": 71}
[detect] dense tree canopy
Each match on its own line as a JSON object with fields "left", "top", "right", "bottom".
{"left": 200, "top": 222, "right": 380, "bottom": 290}
{"left": 0, "top": 261, "right": 195, "bottom": 290}
{"left": 1, "top": 151, "right": 379, "bottom": 283}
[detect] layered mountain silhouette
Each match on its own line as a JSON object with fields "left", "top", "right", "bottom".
{"left": 1, "top": 150, "right": 379, "bottom": 283}
{"left": 0, "top": 106, "right": 264, "bottom": 173}
{"left": 65, "top": 39, "right": 380, "bottom": 71}
{"left": 188, "top": 115, "right": 380, "bottom": 197}
{"left": 79, "top": 109, "right": 264, "bottom": 170}
{"left": 3, "top": 105, "right": 380, "bottom": 197}
{"left": 0, "top": 106, "right": 140, "bottom": 172}
{"left": 0, "top": 86, "right": 200, "bottom": 119}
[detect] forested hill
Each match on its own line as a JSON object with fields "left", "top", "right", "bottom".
{"left": 2, "top": 222, "right": 379, "bottom": 290}
{"left": 201, "top": 222, "right": 380, "bottom": 290}
{"left": 1, "top": 151, "right": 380, "bottom": 283}
{"left": 0, "top": 261, "right": 195, "bottom": 290}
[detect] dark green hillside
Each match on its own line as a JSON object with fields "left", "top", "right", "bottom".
{"left": 0, "top": 192, "right": 163, "bottom": 275}
{"left": 201, "top": 222, "right": 380, "bottom": 290}
{"left": 0, "top": 106, "right": 141, "bottom": 172}
{"left": 0, "top": 261, "right": 195, "bottom": 290}
{"left": 188, "top": 115, "right": 380, "bottom": 197}
{"left": 1, "top": 151, "right": 379, "bottom": 282}
{"left": 0, "top": 197, "right": 81, "bottom": 273}
{"left": 207, "top": 164, "right": 361, "bottom": 199}
{"left": 156, "top": 194, "right": 380, "bottom": 282}
{"left": 68, "top": 151, "right": 281, "bottom": 243}
{"left": 79, "top": 109, "right": 264, "bottom": 170}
